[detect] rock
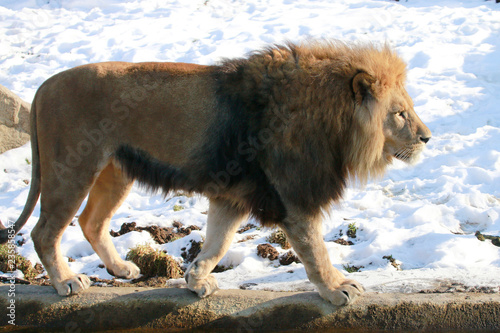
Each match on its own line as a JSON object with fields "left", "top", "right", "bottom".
{"left": 0, "top": 84, "right": 31, "bottom": 154}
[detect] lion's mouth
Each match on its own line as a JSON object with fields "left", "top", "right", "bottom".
{"left": 393, "top": 144, "right": 424, "bottom": 163}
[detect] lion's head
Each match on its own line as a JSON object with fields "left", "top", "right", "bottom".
{"left": 347, "top": 44, "right": 432, "bottom": 182}
{"left": 381, "top": 85, "right": 431, "bottom": 164}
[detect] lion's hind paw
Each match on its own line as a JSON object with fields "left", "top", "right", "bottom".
{"left": 56, "top": 274, "right": 91, "bottom": 296}
{"left": 106, "top": 260, "right": 140, "bottom": 279}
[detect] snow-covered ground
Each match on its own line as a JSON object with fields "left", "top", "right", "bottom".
{"left": 0, "top": 0, "right": 499, "bottom": 294}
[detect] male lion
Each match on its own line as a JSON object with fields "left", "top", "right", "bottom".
{"left": 1, "top": 40, "right": 430, "bottom": 306}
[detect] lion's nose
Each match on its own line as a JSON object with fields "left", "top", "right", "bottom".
{"left": 420, "top": 136, "right": 431, "bottom": 144}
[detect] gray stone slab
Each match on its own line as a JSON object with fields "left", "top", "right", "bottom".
{"left": 0, "top": 285, "right": 499, "bottom": 331}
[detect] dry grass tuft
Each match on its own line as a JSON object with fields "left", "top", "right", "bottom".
{"left": 0, "top": 244, "right": 40, "bottom": 280}
{"left": 126, "top": 244, "right": 183, "bottom": 278}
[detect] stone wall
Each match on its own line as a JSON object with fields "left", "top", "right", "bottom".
{"left": 0, "top": 84, "right": 31, "bottom": 154}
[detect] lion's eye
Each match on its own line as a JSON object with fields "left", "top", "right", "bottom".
{"left": 396, "top": 111, "right": 407, "bottom": 120}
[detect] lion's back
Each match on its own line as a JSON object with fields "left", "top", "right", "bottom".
{"left": 33, "top": 61, "right": 221, "bottom": 168}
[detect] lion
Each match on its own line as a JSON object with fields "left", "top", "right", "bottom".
{"left": 0, "top": 40, "right": 431, "bottom": 306}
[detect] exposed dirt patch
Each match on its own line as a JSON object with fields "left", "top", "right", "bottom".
{"left": 237, "top": 224, "right": 257, "bottom": 234}
{"left": 383, "top": 255, "right": 402, "bottom": 271}
{"left": 257, "top": 243, "right": 279, "bottom": 261}
{"left": 181, "top": 240, "right": 203, "bottom": 264}
{"left": 333, "top": 238, "right": 354, "bottom": 246}
{"left": 110, "top": 221, "right": 200, "bottom": 244}
{"left": 278, "top": 251, "right": 300, "bottom": 265}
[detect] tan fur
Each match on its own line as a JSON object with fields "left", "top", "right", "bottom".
{"left": 3, "top": 40, "right": 430, "bottom": 306}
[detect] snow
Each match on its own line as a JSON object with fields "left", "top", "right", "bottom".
{"left": 1, "top": 0, "right": 499, "bottom": 294}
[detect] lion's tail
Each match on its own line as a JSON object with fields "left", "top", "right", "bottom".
{"left": 0, "top": 93, "right": 41, "bottom": 244}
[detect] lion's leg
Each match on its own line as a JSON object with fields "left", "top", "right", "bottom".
{"left": 78, "top": 162, "right": 139, "bottom": 279}
{"left": 185, "top": 198, "right": 248, "bottom": 297}
{"left": 31, "top": 176, "right": 94, "bottom": 296}
{"left": 280, "top": 213, "right": 364, "bottom": 306}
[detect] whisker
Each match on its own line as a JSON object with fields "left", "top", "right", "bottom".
{"left": 403, "top": 148, "right": 412, "bottom": 160}
{"left": 395, "top": 146, "right": 415, "bottom": 162}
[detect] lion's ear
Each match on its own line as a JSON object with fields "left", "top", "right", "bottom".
{"left": 352, "top": 72, "right": 377, "bottom": 105}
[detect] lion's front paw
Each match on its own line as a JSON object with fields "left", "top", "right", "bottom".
{"left": 320, "top": 279, "right": 364, "bottom": 306}
{"left": 341, "top": 279, "right": 365, "bottom": 292}
{"left": 106, "top": 260, "right": 140, "bottom": 279}
{"left": 186, "top": 273, "right": 219, "bottom": 298}
{"left": 55, "top": 274, "right": 91, "bottom": 296}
